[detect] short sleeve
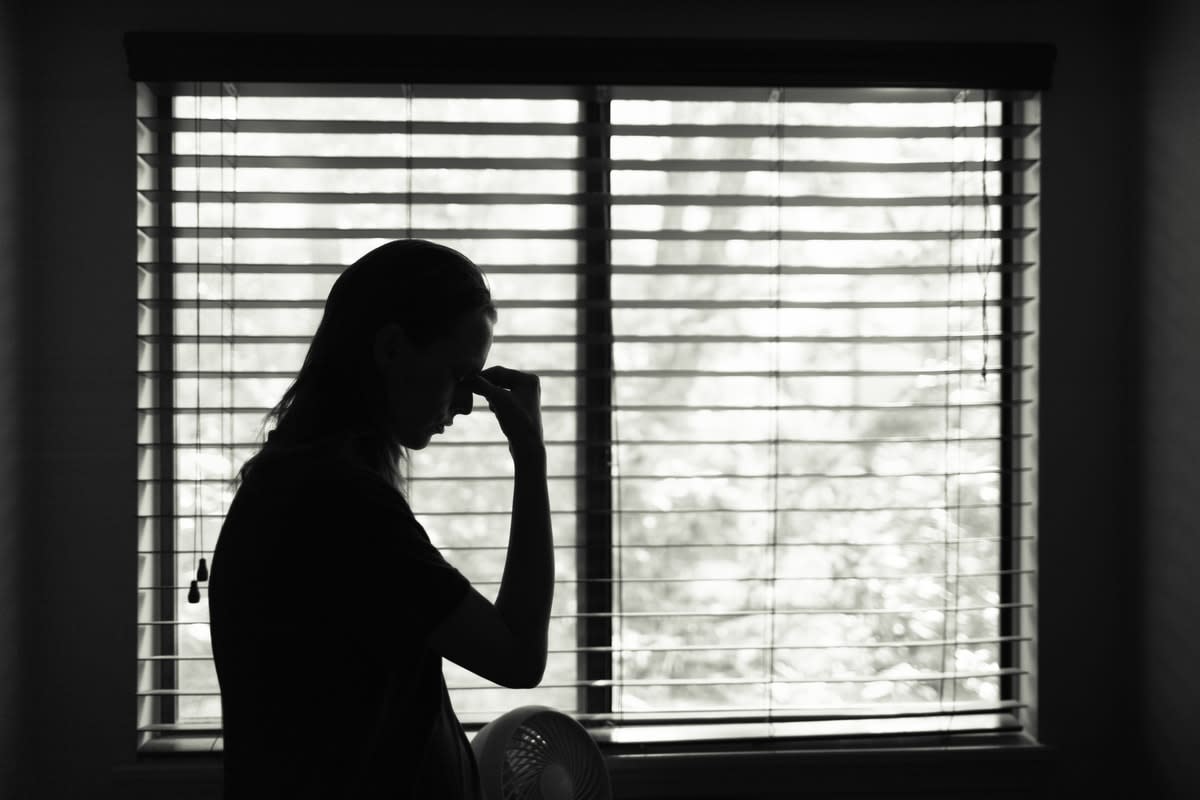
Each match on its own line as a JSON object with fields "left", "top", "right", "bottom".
{"left": 340, "top": 480, "right": 473, "bottom": 643}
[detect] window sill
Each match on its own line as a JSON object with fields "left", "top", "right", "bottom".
{"left": 604, "top": 732, "right": 1053, "bottom": 798}
{"left": 136, "top": 711, "right": 1026, "bottom": 755}
{"left": 126, "top": 717, "right": 1053, "bottom": 799}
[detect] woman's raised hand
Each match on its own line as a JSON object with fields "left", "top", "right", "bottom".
{"left": 468, "top": 366, "right": 544, "bottom": 462}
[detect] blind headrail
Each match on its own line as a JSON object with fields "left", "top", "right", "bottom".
{"left": 125, "top": 34, "right": 1054, "bottom": 89}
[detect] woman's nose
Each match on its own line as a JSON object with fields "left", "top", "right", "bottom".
{"left": 451, "top": 383, "right": 473, "bottom": 416}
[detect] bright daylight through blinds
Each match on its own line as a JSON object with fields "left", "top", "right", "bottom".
{"left": 135, "top": 81, "right": 1039, "bottom": 748}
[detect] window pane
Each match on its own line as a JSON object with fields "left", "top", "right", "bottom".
{"left": 609, "top": 90, "right": 1007, "bottom": 717}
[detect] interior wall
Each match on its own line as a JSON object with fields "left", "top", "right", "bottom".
{"left": 12, "top": 1, "right": 1147, "bottom": 797}
{"left": 1138, "top": 0, "right": 1200, "bottom": 797}
{"left": 0, "top": 0, "right": 24, "bottom": 797}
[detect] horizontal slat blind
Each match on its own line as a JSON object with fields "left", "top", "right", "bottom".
{"left": 135, "top": 81, "right": 1038, "bottom": 747}
{"left": 601, "top": 86, "right": 1036, "bottom": 727}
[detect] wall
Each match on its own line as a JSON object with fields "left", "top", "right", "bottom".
{"left": 0, "top": 0, "right": 24, "bottom": 797}
{"left": 12, "top": 0, "right": 1148, "bottom": 797}
{"left": 1138, "top": 0, "right": 1200, "bottom": 796}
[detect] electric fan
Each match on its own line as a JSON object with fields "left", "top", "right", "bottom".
{"left": 471, "top": 705, "right": 612, "bottom": 800}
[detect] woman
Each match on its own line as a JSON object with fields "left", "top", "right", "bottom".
{"left": 208, "top": 239, "right": 554, "bottom": 799}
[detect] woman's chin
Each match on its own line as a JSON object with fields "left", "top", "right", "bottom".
{"left": 400, "top": 430, "right": 435, "bottom": 450}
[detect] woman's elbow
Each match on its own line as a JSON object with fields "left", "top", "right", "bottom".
{"left": 513, "top": 651, "right": 546, "bottom": 689}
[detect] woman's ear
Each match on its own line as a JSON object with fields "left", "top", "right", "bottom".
{"left": 373, "top": 322, "right": 415, "bottom": 372}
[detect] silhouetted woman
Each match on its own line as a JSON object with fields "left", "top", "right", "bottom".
{"left": 208, "top": 239, "right": 554, "bottom": 799}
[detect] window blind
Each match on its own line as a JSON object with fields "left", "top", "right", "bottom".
{"left": 135, "top": 78, "right": 1039, "bottom": 751}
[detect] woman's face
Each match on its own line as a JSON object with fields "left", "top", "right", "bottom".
{"left": 375, "top": 308, "right": 494, "bottom": 450}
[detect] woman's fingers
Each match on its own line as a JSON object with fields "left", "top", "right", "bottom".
{"left": 471, "top": 369, "right": 540, "bottom": 405}
{"left": 467, "top": 374, "right": 520, "bottom": 416}
{"left": 467, "top": 374, "right": 497, "bottom": 398}
{"left": 480, "top": 365, "right": 539, "bottom": 389}
{"left": 466, "top": 367, "right": 544, "bottom": 456}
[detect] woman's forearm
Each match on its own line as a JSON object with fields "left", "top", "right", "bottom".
{"left": 494, "top": 448, "right": 554, "bottom": 682}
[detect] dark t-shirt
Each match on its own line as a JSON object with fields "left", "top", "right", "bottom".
{"left": 208, "top": 439, "right": 482, "bottom": 799}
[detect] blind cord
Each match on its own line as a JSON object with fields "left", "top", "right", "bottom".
{"left": 231, "top": 82, "right": 239, "bottom": 492}
{"left": 979, "top": 90, "right": 992, "bottom": 382}
{"left": 612, "top": 281, "right": 624, "bottom": 723}
{"left": 602, "top": 84, "right": 623, "bottom": 723}
{"left": 939, "top": 90, "right": 959, "bottom": 742}
{"left": 952, "top": 89, "right": 968, "bottom": 745}
{"left": 764, "top": 85, "right": 784, "bottom": 724}
{"left": 188, "top": 82, "right": 204, "bottom": 604}
{"left": 940, "top": 88, "right": 981, "bottom": 747}
{"left": 406, "top": 83, "right": 413, "bottom": 240}
{"left": 217, "top": 81, "right": 226, "bottom": 581}
{"left": 214, "top": 81, "right": 238, "bottom": 579}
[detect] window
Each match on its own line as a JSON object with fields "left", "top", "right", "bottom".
{"left": 132, "top": 37, "right": 1044, "bottom": 754}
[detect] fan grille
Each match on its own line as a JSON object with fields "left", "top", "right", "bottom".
{"left": 499, "top": 712, "right": 609, "bottom": 800}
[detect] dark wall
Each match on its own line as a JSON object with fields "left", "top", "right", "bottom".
{"left": 1139, "top": 0, "right": 1200, "bottom": 797}
{"left": 0, "top": 0, "right": 24, "bottom": 797}
{"left": 11, "top": 1, "right": 1150, "bottom": 797}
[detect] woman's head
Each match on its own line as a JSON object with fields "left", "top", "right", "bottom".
{"left": 238, "top": 239, "right": 497, "bottom": 491}
{"left": 372, "top": 290, "right": 494, "bottom": 449}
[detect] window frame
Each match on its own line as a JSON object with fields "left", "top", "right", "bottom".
{"left": 129, "top": 33, "right": 1052, "bottom": 774}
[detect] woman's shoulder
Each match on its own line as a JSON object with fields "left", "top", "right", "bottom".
{"left": 242, "top": 435, "right": 414, "bottom": 518}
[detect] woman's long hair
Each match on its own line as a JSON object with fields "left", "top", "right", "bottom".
{"left": 231, "top": 239, "right": 497, "bottom": 496}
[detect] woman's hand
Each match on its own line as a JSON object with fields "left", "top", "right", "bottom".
{"left": 468, "top": 366, "right": 544, "bottom": 462}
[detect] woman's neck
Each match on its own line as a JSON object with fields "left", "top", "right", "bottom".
{"left": 333, "top": 430, "right": 403, "bottom": 490}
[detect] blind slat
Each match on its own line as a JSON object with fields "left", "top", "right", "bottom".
{"left": 135, "top": 433, "right": 1030, "bottom": 446}
{"left": 139, "top": 535, "right": 1033, "bottom": 554}
{"left": 141, "top": 601, "right": 1031, "bottom": 625}
{"left": 135, "top": 401, "right": 1033, "bottom": 413}
{"left": 140, "top": 152, "right": 1039, "bottom": 172}
{"left": 140, "top": 261, "right": 1038, "bottom": 275}
{"left": 136, "top": 572, "right": 1034, "bottom": 593}
{"left": 139, "top": 116, "right": 1040, "bottom": 139}
{"left": 136, "top": 634, "right": 1032, "bottom": 659}
{"left": 136, "top": 706, "right": 1025, "bottom": 739}
{"left": 139, "top": 189, "right": 1039, "bottom": 208}
{"left": 139, "top": 296, "right": 1033, "bottom": 309}
{"left": 138, "top": 502, "right": 1032, "bottom": 521}
{"left": 135, "top": 667, "right": 1026, "bottom": 696}
{"left": 139, "top": 332, "right": 1033, "bottom": 345}
{"left": 139, "top": 540, "right": 1032, "bottom": 557}
{"left": 142, "top": 469, "right": 1032, "bottom": 484}
{"left": 144, "top": 226, "right": 1035, "bottom": 242}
